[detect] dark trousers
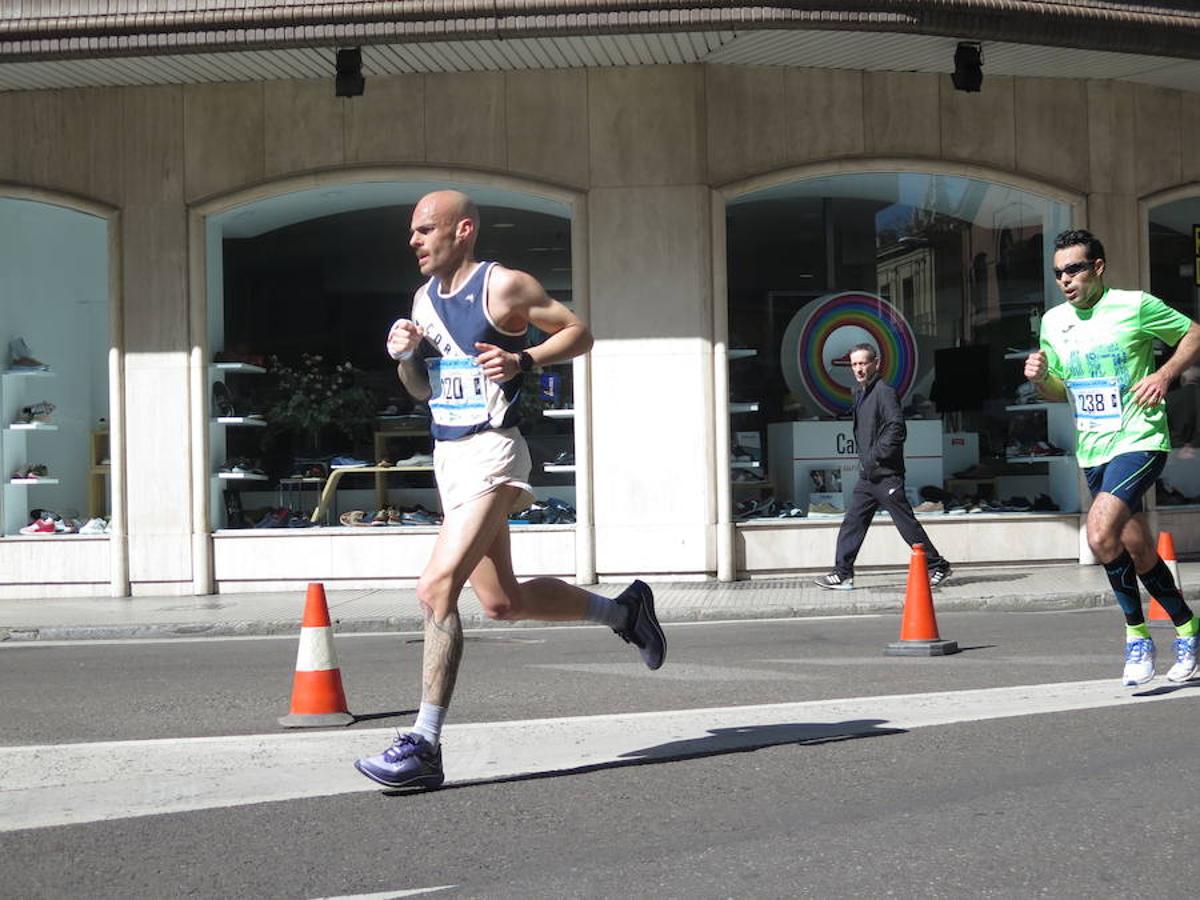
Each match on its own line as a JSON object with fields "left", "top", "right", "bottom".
{"left": 833, "top": 473, "right": 946, "bottom": 577}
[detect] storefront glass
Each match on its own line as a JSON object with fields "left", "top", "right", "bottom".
{"left": 726, "top": 171, "right": 1075, "bottom": 521}
{"left": 206, "top": 184, "right": 575, "bottom": 531}
{"left": 0, "top": 198, "right": 110, "bottom": 537}
{"left": 1149, "top": 194, "right": 1200, "bottom": 508}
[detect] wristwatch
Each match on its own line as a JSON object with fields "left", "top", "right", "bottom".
{"left": 518, "top": 350, "right": 535, "bottom": 373}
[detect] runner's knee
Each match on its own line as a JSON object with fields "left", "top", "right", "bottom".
{"left": 477, "top": 587, "right": 521, "bottom": 620}
{"left": 416, "top": 570, "right": 457, "bottom": 618}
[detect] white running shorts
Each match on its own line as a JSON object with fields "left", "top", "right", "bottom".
{"left": 434, "top": 426, "right": 535, "bottom": 514}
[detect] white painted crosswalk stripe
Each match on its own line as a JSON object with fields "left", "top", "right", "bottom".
{"left": 1, "top": 678, "right": 1196, "bottom": 833}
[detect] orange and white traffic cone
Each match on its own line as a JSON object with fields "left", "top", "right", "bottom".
{"left": 278, "top": 582, "right": 354, "bottom": 727}
{"left": 885, "top": 544, "right": 960, "bottom": 656}
{"left": 1147, "top": 531, "right": 1179, "bottom": 627}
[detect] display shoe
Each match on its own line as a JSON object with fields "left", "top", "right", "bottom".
{"left": 395, "top": 452, "right": 434, "bottom": 468}
{"left": 14, "top": 401, "right": 55, "bottom": 425}
{"left": 8, "top": 337, "right": 49, "bottom": 371}
{"left": 19, "top": 517, "right": 56, "bottom": 535}
{"left": 211, "top": 381, "right": 236, "bottom": 417}
{"left": 79, "top": 517, "right": 110, "bottom": 535}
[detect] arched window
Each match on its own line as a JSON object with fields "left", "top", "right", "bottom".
{"left": 725, "top": 170, "right": 1076, "bottom": 520}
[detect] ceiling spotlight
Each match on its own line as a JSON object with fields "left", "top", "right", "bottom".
{"left": 952, "top": 42, "right": 983, "bottom": 93}
{"left": 335, "top": 47, "right": 365, "bottom": 98}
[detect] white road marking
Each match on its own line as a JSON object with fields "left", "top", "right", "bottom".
{"left": 314, "top": 887, "right": 455, "bottom": 899}
{"left": 1, "top": 678, "right": 1195, "bottom": 833}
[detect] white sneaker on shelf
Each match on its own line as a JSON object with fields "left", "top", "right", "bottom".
{"left": 1122, "top": 637, "right": 1156, "bottom": 686}
{"left": 1166, "top": 636, "right": 1198, "bottom": 683}
{"left": 79, "top": 517, "right": 109, "bottom": 535}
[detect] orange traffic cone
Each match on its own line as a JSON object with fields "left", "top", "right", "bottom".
{"left": 885, "top": 544, "right": 960, "bottom": 656}
{"left": 1147, "top": 531, "right": 1179, "bottom": 626}
{"left": 279, "top": 583, "right": 354, "bottom": 727}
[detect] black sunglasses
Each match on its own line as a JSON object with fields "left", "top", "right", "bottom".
{"left": 1053, "top": 260, "right": 1094, "bottom": 279}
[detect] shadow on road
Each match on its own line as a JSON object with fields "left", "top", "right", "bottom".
{"left": 386, "top": 719, "right": 905, "bottom": 795}
{"left": 1133, "top": 680, "right": 1200, "bottom": 698}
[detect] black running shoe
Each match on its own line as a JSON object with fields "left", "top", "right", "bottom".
{"left": 613, "top": 579, "right": 666, "bottom": 670}
{"left": 929, "top": 564, "right": 953, "bottom": 587}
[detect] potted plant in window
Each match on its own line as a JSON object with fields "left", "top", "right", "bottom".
{"left": 266, "top": 353, "right": 376, "bottom": 458}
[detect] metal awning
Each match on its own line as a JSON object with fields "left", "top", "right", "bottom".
{"left": 2, "top": 2, "right": 1198, "bottom": 92}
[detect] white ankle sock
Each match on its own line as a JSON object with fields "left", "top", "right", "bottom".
{"left": 585, "top": 592, "right": 628, "bottom": 630}
{"left": 412, "top": 702, "right": 447, "bottom": 747}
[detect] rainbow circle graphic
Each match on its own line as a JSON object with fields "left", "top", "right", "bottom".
{"left": 780, "top": 291, "right": 918, "bottom": 415}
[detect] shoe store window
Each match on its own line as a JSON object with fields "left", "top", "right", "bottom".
{"left": 725, "top": 171, "right": 1076, "bottom": 524}
{"left": 1149, "top": 193, "right": 1200, "bottom": 511}
{"left": 0, "top": 198, "right": 111, "bottom": 538}
{"left": 206, "top": 185, "right": 578, "bottom": 533}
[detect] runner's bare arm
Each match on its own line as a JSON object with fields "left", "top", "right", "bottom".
{"left": 475, "top": 267, "right": 593, "bottom": 382}
{"left": 1132, "top": 322, "right": 1200, "bottom": 407}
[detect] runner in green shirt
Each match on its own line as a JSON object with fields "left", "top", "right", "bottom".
{"left": 1026, "top": 229, "right": 1200, "bottom": 686}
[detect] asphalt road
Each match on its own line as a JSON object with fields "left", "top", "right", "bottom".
{"left": 2, "top": 610, "right": 1197, "bottom": 898}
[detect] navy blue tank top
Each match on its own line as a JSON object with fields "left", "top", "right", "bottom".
{"left": 410, "top": 261, "right": 528, "bottom": 441}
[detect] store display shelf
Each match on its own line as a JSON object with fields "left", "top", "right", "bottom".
{"left": 1, "top": 369, "right": 55, "bottom": 378}
{"left": 8, "top": 477, "right": 60, "bottom": 485}
{"left": 1005, "top": 455, "right": 1074, "bottom": 464}
{"left": 543, "top": 464, "right": 576, "bottom": 473}
{"left": 1005, "top": 403, "right": 1057, "bottom": 412}
{"left": 730, "top": 401, "right": 759, "bottom": 414}
{"left": 7, "top": 422, "right": 57, "bottom": 431}
{"left": 729, "top": 348, "right": 758, "bottom": 361}
{"left": 213, "top": 416, "right": 266, "bottom": 427}
{"left": 217, "top": 471, "right": 268, "bottom": 481}
{"left": 210, "top": 362, "right": 266, "bottom": 375}
{"left": 542, "top": 408, "right": 575, "bottom": 419}
{"left": 1004, "top": 349, "right": 1036, "bottom": 360}
{"left": 731, "top": 460, "right": 761, "bottom": 469}
{"left": 732, "top": 478, "right": 770, "bottom": 488}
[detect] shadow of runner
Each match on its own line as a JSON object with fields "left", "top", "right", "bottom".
{"left": 385, "top": 719, "right": 905, "bottom": 794}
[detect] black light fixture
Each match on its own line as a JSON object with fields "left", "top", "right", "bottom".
{"left": 335, "top": 47, "right": 365, "bottom": 98}
{"left": 952, "top": 42, "right": 983, "bottom": 93}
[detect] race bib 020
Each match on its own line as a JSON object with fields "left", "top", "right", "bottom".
{"left": 427, "top": 357, "right": 489, "bottom": 428}
{"left": 1067, "top": 377, "right": 1122, "bottom": 432}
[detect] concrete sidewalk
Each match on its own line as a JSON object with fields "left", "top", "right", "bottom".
{"left": 4, "top": 561, "right": 1195, "bottom": 642}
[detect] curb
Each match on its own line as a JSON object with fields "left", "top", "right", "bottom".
{"left": 0, "top": 590, "right": 1116, "bottom": 642}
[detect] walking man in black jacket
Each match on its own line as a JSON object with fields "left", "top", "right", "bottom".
{"left": 815, "top": 343, "right": 953, "bottom": 590}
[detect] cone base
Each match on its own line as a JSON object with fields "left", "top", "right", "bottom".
{"left": 278, "top": 711, "right": 355, "bottom": 728}
{"left": 885, "top": 639, "right": 960, "bottom": 657}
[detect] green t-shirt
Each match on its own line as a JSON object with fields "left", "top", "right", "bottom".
{"left": 1040, "top": 288, "right": 1192, "bottom": 468}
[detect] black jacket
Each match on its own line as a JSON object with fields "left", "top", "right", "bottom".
{"left": 852, "top": 377, "right": 906, "bottom": 479}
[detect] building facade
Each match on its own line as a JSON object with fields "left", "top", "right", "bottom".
{"left": 1, "top": 2, "right": 1198, "bottom": 597}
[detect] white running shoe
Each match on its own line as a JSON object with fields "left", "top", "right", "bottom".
{"left": 1166, "top": 636, "right": 1198, "bottom": 683}
{"left": 1122, "top": 637, "right": 1156, "bottom": 686}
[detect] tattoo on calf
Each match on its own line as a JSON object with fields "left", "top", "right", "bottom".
{"left": 422, "top": 610, "right": 463, "bottom": 707}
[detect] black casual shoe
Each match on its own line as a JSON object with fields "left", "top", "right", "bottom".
{"left": 929, "top": 564, "right": 953, "bottom": 587}
{"left": 613, "top": 579, "right": 666, "bottom": 670}
{"left": 815, "top": 572, "right": 853, "bottom": 590}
